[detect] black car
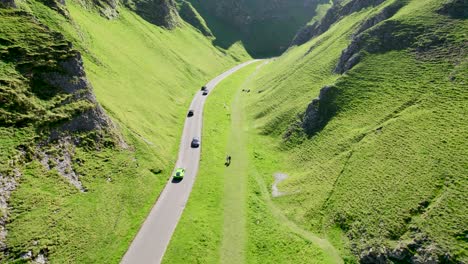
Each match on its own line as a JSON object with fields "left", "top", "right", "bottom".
{"left": 191, "top": 137, "right": 200, "bottom": 148}
{"left": 201, "top": 86, "right": 207, "bottom": 91}
{"left": 187, "top": 110, "right": 194, "bottom": 117}
{"left": 202, "top": 90, "right": 209, "bottom": 96}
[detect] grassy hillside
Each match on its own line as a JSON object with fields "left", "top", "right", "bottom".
{"left": 0, "top": 0, "right": 249, "bottom": 262}
{"left": 243, "top": 0, "right": 467, "bottom": 262}
{"left": 1, "top": 0, "right": 466, "bottom": 262}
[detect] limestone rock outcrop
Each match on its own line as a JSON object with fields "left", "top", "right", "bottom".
{"left": 301, "top": 85, "right": 338, "bottom": 136}
{"left": 0, "top": 0, "right": 16, "bottom": 8}
{"left": 334, "top": 1, "right": 405, "bottom": 74}
{"left": 291, "top": 0, "right": 386, "bottom": 47}
{"left": 126, "top": 0, "right": 180, "bottom": 29}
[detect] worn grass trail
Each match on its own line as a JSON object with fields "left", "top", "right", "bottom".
{"left": 219, "top": 81, "right": 249, "bottom": 264}
{"left": 219, "top": 63, "right": 263, "bottom": 263}
{"left": 162, "top": 63, "right": 262, "bottom": 263}
{"left": 256, "top": 173, "right": 344, "bottom": 264}
{"left": 221, "top": 61, "right": 343, "bottom": 263}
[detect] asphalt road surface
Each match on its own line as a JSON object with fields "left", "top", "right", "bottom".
{"left": 121, "top": 60, "right": 259, "bottom": 264}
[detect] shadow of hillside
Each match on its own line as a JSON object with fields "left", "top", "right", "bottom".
{"left": 186, "top": 0, "right": 324, "bottom": 58}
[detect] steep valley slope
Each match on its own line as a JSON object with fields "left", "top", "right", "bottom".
{"left": 244, "top": 0, "right": 467, "bottom": 262}
{"left": 0, "top": 0, "right": 466, "bottom": 263}
{"left": 0, "top": 0, "right": 249, "bottom": 262}
{"left": 163, "top": 0, "right": 467, "bottom": 263}
{"left": 183, "top": 0, "right": 334, "bottom": 57}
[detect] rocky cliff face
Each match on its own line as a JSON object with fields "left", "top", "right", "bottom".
{"left": 35, "top": 0, "right": 69, "bottom": 17}
{"left": 291, "top": 0, "right": 386, "bottom": 47}
{"left": 300, "top": 85, "right": 338, "bottom": 136}
{"left": 0, "top": 0, "right": 16, "bottom": 8}
{"left": 334, "top": 0, "right": 463, "bottom": 75}
{"left": 93, "top": 0, "right": 119, "bottom": 19}
{"left": 0, "top": 10, "right": 123, "bottom": 259}
{"left": 178, "top": 0, "right": 212, "bottom": 36}
{"left": 437, "top": 0, "right": 467, "bottom": 19}
{"left": 334, "top": 0, "right": 405, "bottom": 73}
{"left": 283, "top": 85, "right": 339, "bottom": 140}
{"left": 42, "top": 54, "right": 118, "bottom": 140}
{"left": 284, "top": 0, "right": 402, "bottom": 140}
{"left": 125, "top": 0, "right": 180, "bottom": 28}
{"left": 0, "top": 13, "right": 115, "bottom": 137}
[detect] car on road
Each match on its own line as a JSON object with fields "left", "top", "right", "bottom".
{"left": 187, "top": 110, "right": 194, "bottom": 117}
{"left": 191, "top": 137, "right": 200, "bottom": 148}
{"left": 201, "top": 85, "right": 207, "bottom": 91}
{"left": 173, "top": 168, "right": 185, "bottom": 179}
{"left": 202, "top": 90, "right": 209, "bottom": 96}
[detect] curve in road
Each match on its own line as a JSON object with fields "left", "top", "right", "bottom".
{"left": 121, "top": 60, "right": 259, "bottom": 264}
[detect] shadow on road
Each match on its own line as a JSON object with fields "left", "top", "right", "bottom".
{"left": 171, "top": 178, "right": 183, "bottom": 184}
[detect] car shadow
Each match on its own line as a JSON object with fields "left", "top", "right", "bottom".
{"left": 171, "top": 178, "right": 183, "bottom": 184}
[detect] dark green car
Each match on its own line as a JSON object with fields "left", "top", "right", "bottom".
{"left": 173, "top": 168, "right": 185, "bottom": 179}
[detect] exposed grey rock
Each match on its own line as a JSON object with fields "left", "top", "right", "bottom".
{"left": 437, "top": 0, "right": 468, "bottom": 19}
{"left": 0, "top": 170, "right": 20, "bottom": 216}
{"left": 335, "top": 2, "right": 407, "bottom": 74}
{"left": 291, "top": 0, "right": 386, "bottom": 47}
{"left": 411, "top": 243, "right": 447, "bottom": 264}
{"left": 38, "top": 136, "right": 84, "bottom": 191}
{"left": 36, "top": 0, "right": 69, "bottom": 17}
{"left": 388, "top": 243, "right": 412, "bottom": 262}
{"left": 17, "top": 250, "right": 48, "bottom": 263}
{"left": 360, "top": 247, "right": 388, "bottom": 264}
{"left": 335, "top": 45, "right": 362, "bottom": 74}
{"left": 0, "top": 168, "right": 22, "bottom": 252}
{"left": 20, "top": 251, "right": 33, "bottom": 260}
{"left": 284, "top": 85, "right": 338, "bottom": 140}
{"left": 0, "top": 227, "right": 5, "bottom": 252}
{"left": 34, "top": 254, "right": 48, "bottom": 264}
{"left": 354, "top": 1, "right": 405, "bottom": 37}
{"left": 94, "top": 0, "right": 119, "bottom": 19}
{"left": 301, "top": 85, "right": 338, "bottom": 136}
{"left": 178, "top": 0, "right": 212, "bottom": 36}
{"left": 0, "top": 11, "right": 126, "bottom": 259}
{"left": 39, "top": 52, "right": 127, "bottom": 148}
{"left": 128, "top": 0, "right": 180, "bottom": 29}
{"left": 0, "top": 0, "right": 16, "bottom": 8}
{"left": 41, "top": 53, "right": 120, "bottom": 140}
{"left": 358, "top": 236, "right": 461, "bottom": 264}
{"left": 51, "top": 107, "right": 113, "bottom": 139}
{"left": 42, "top": 53, "right": 89, "bottom": 95}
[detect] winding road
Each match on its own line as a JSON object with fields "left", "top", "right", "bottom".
{"left": 121, "top": 60, "right": 259, "bottom": 264}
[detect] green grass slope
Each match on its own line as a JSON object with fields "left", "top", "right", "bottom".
{"left": 64, "top": 1, "right": 249, "bottom": 166}
{"left": 164, "top": 62, "right": 336, "bottom": 264}
{"left": 244, "top": 0, "right": 467, "bottom": 262}
{"left": 0, "top": 0, "right": 250, "bottom": 262}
